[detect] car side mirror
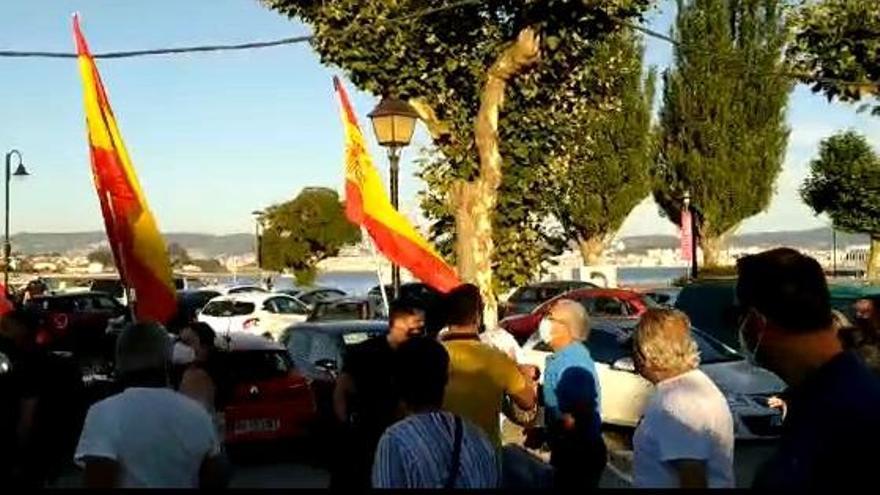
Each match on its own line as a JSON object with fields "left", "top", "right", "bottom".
{"left": 612, "top": 357, "right": 636, "bottom": 373}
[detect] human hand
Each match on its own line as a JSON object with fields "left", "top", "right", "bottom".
{"left": 767, "top": 396, "right": 787, "bottom": 420}
{"left": 518, "top": 364, "right": 540, "bottom": 382}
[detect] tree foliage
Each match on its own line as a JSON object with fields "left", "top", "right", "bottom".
{"left": 788, "top": 0, "right": 880, "bottom": 115}
{"left": 263, "top": 0, "right": 652, "bottom": 297}
{"left": 548, "top": 30, "right": 656, "bottom": 264}
{"left": 653, "top": 0, "right": 791, "bottom": 265}
{"left": 801, "top": 130, "right": 880, "bottom": 278}
{"left": 260, "top": 187, "right": 361, "bottom": 285}
{"left": 167, "top": 242, "right": 192, "bottom": 268}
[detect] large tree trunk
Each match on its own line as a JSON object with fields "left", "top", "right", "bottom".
{"left": 457, "top": 28, "right": 540, "bottom": 329}
{"left": 700, "top": 234, "right": 725, "bottom": 268}
{"left": 578, "top": 236, "right": 607, "bottom": 266}
{"left": 868, "top": 236, "right": 880, "bottom": 280}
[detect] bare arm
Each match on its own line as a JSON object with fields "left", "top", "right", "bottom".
{"left": 333, "top": 372, "right": 355, "bottom": 424}
{"left": 179, "top": 368, "right": 216, "bottom": 411}
{"left": 508, "top": 374, "right": 537, "bottom": 410}
{"left": 83, "top": 457, "right": 119, "bottom": 488}
{"left": 671, "top": 459, "right": 708, "bottom": 489}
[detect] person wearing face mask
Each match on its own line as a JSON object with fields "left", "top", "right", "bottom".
{"left": 330, "top": 298, "right": 427, "bottom": 489}
{"left": 737, "top": 248, "right": 880, "bottom": 490}
{"left": 532, "top": 299, "right": 605, "bottom": 490}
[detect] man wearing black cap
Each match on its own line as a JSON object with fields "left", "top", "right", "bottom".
{"left": 736, "top": 248, "right": 880, "bottom": 489}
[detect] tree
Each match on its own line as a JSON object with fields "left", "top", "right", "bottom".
{"left": 788, "top": 0, "right": 880, "bottom": 115}
{"left": 87, "top": 248, "right": 115, "bottom": 267}
{"left": 801, "top": 131, "right": 880, "bottom": 279}
{"left": 264, "top": 0, "right": 652, "bottom": 322}
{"left": 260, "top": 187, "right": 361, "bottom": 285}
{"left": 188, "top": 258, "right": 226, "bottom": 273}
{"left": 653, "top": 0, "right": 791, "bottom": 266}
{"left": 167, "top": 242, "right": 192, "bottom": 268}
{"left": 549, "top": 31, "right": 656, "bottom": 265}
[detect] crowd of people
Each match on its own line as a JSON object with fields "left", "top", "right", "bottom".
{"left": 3, "top": 247, "right": 880, "bottom": 488}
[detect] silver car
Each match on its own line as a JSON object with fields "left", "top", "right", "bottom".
{"left": 520, "top": 319, "right": 786, "bottom": 440}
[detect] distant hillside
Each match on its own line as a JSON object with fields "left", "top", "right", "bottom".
{"left": 11, "top": 232, "right": 254, "bottom": 258}
{"left": 618, "top": 227, "right": 869, "bottom": 254}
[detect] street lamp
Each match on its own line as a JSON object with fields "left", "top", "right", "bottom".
{"left": 4, "top": 150, "right": 29, "bottom": 289}
{"left": 252, "top": 210, "right": 264, "bottom": 270}
{"left": 682, "top": 191, "right": 699, "bottom": 280}
{"left": 368, "top": 95, "right": 419, "bottom": 298}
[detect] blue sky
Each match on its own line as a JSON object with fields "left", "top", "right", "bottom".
{"left": 0, "top": 0, "right": 877, "bottom": 238}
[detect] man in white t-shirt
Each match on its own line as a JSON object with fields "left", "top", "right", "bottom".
{"left": 631, "top": 309, "right": 734, "bottom": 489}
{"left": 75, "top": 322, "right": 228, "bottom": 488}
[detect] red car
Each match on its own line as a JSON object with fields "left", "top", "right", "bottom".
{"left": 499, "top": 288, "right": 656, "bottom": 343}
{"left": 215, "top": 333, "right": 317, "bottom": 445}
{"left": 26, "top": 292, "right": 129, "bottom": 352}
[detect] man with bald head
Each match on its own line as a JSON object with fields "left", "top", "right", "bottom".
{"left": 537, "top": 299, "right": 606, "bottom": 489}
{"left": 75, "top": 322, "right": 228, "bottom": 488}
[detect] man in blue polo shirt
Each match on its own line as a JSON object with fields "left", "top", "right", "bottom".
{"left": 737, "top": 248, "right": 880, "bottom": 490}
{"left": 537, "top": 299, "right": 605, "bottom": 489}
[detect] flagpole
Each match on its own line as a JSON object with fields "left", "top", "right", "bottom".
{"left": 362, "top": 227, "right": 390, "bottom": 316}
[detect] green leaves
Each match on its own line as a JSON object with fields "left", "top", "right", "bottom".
{"left": 260, "top": 187, "right": 361, "bottom": 277}
{"left": 802, "top": 131, "right": 880, "bottom": 237}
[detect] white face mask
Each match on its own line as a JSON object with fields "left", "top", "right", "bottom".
{"left": 737, "top": 311, "right": 764, "bottom": 366}
{"left": 538, "top": 317, "right": 554, "bottom": 344}
{"left": 172, "top": 341, "right": 196, "bottom": 365}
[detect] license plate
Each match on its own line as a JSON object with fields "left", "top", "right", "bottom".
{"left": 234, "top": 418, "right": 280, "bottom": 434}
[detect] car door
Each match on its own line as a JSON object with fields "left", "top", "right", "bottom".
{"left": 587, "top": 328, "right": 654, "bottom": 427}
{"left": 262, "top": 297, "right": 309, "bottom": 338}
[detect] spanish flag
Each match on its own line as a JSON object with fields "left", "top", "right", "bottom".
{"left": 334, "top": 78, "right": 460, "bottom": 293}
{"left": 74, "top": 15, "right": 176, "bottom": 324}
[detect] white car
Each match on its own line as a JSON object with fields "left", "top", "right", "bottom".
{"left": 204, "top": 284, "right": 270, "bottom": 296}
{"left": 197, "top": 293, "right": 309, "bottom": 341}
{"left": 520, "top": 319, "right": 787, "bottom": 440}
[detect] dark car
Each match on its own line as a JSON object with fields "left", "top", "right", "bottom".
{"left": 367, "top": 282, "right": 445, "bottom": 336}
{"left": 89, "top": 278, "right": 125, "bottom": 301}
{"left": 307, "top": 297, "right": 382, "bottom": 322}
{"left": 281, "top": 321, "right": 387, "bottom": 435}
{"left": 674, "top": 278, "right": 880, "bottom": 348}
{"left": 501, "top": 280, "right": 599, "bottom": 319}
{"left": 167, "top": 289, "right": 222, "bottom": 333}
{"left": 295, "top": 288, "right": 347, "bottom": 309}
{"left": 26, "top": 292, "right": 129, "bottom": 354}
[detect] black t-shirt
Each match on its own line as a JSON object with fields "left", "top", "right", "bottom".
{"left": 754, "top": 351, "right": 880, "bottom": 489}
{"left": 342, "top": 336, "right": 399, "bottom": 437}
{"left": 0, "top": 336, "right": 39, "bottom": 474}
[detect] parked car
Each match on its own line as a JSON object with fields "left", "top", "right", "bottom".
{"left": 500, "top": 288, "right": 657, "bottom": 343}
{"left": 500, "top": 280, "right": 599, "bottom": 319}
{"left": 166, "top": 289, "right": 222, "bottom": 334}
{"left": 198, "top": 293, "right": 309, "bottom": 341}
{"left": 281, "top": 321, "right": 388, "bottom": 433}
{"left": 26, "top": 292, "right": 129, "bottom": 354}
{"left": 213, "top": 332, "right": 317, "bottom": 445}
{"left": 674, "top": 278, "right": 880, "bottom": 348}
{"left": 367, "top": 282, "right": 445, "bottom": 335}
{"left": 518, "top": 319, "right": 786, "bottom": 439}
{"left": 307, "top": 297, "right": 382, "bottom": 322}
{"left": 641, "top": 287, "right": 681, "bottom": 308}
{"left": 205, "top": 284, "right": 270, "bottom": 296}
{"left": 294, "top": 288, "right": 347, "bottom": 309}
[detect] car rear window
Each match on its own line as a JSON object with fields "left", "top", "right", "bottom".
{"left": 312, "top": 302, "right": 367, "bottom": 321}
{"left": 223, "top": 351, "right": 292, "bottom": 382}
{"left": 202, "top": 300, "right": 255, "bottom": 317}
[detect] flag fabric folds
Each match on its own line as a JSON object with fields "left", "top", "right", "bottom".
{"left": 333, "top": 77, "right": 461, "bottom": 293}
{"left": 73, "top": 15, "right": 176, "bottom": 324}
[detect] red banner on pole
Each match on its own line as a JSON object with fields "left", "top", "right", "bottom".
{"left": 681, "top": 209, "right": 693, "bottom": 262}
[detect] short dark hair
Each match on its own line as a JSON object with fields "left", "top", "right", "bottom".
{"left": 444, "top": 283, "right": 482, "bottom": 327}
{"left": 736, "top": 248, "right": 832, "bottom": 332}
{"left": 187, "top": 322, "right": 216, "bottom": 351}
{"left": 393, "top": 337, "right": 449, "bottom": 409}
{"left": 389, "top": 298, "right": 425, "bottom": 325}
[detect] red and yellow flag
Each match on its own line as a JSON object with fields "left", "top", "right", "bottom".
{"left": 334, "top": 77, "right": 460, "bottom": 293}
{"left": 74, "top": 15, "right": 176, "bottom": 324}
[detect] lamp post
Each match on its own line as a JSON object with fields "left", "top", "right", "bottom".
{"left": 683, "top": 191, "right": 699, "bottom": 280}
{"left": 252, "top": 210, "right": 264, "bottom": 269}
{"left": 3, "top": 150, "right": 29, "bottom": 289}
{"left": 368, "top": 95, "right": 419, "bottom": 299}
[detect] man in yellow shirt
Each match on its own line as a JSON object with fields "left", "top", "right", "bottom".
{"left": 440, "top": 284, "right": 537, "bottom": 446}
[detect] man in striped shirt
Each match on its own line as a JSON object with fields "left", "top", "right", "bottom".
{"left": 372, "top": 338, "right": 499, "bottom": 489}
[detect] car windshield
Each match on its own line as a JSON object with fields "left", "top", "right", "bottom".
{"left": 223, "top": 350, "right": 292, "bottom": 382}
{"left": 311, "top": 302, "right": 367, "bottom": 321}
{"left": 202, "top": 300, "right": 255, "bottom": 317}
